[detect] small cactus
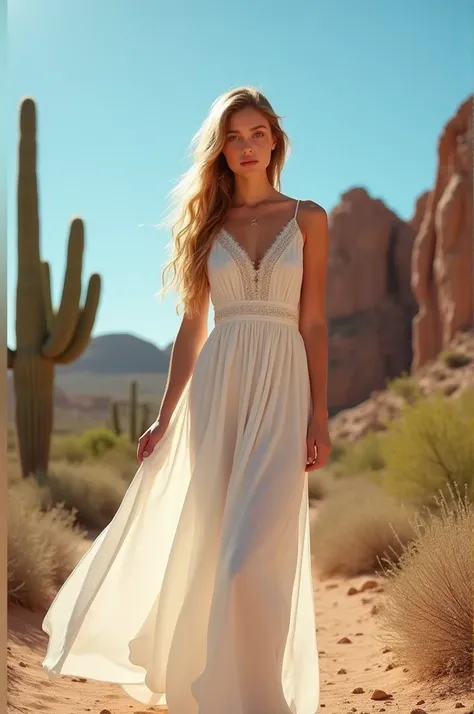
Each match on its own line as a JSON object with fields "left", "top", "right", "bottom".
{"left": 7, "top": 98, "right": 101, "bottom": 477}
{"left": 110, "top": 380, "right": 151, "bottom": 442}
{"left": 110, "top": 402, "right": 121, "bottom": 436}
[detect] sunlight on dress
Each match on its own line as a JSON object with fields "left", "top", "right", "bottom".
{"left": 42, "top": 200, "right": 320, "bottom": 714}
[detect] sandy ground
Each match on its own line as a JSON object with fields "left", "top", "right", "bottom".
{"left": 7, "top": 508, "right": 470, "bottom": 714}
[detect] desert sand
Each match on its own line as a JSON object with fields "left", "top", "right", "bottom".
{"left": 7, "top": 506, "right": 469, "bottom": 714}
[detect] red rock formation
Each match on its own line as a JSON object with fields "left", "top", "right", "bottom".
{"left": 326, "top": 188, "right": 417, "bottom": 413}
{"left": 411, "top": 96, "right": 473, "bottom": 370}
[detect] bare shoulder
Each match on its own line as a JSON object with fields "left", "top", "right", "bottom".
{"left": 297, "top": 200, "right": 328, "bottom": 246}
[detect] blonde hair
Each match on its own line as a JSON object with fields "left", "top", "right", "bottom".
{"left": 160, "top": 86, "right": 290, "bottom": 316}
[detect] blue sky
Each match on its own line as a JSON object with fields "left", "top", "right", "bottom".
{"left": 7, "top": 0, "right": 473, "bottom": 350}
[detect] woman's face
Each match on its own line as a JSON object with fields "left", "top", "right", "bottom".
{"left": 221, "top": 106, "right": 276, "bottom": 178}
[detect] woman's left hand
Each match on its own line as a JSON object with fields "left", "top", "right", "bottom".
{"left": 305, "top": 416, "right": 332, "bottom": 472}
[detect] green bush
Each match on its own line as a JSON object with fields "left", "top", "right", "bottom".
{"left": 51, "top": 427, "right": 130, "bottom": 463}
{"left": 335, "top": 431, "right": 386, "bottom": 478}
{"left": 387, "top": 372, "right": 422, "bottom": 404}
{"left": 381, "top": 390, "right": 474, "bottom": 504}
{"left": 378, "top": 484, "right": 473, "bottom": 688}
{"left": 326, "top": 438, "right": 347, "bottom": 463}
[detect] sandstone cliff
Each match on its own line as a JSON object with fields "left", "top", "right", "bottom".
{"left": 411, "top": 95, "right": 473, "bottom": 370}
{"left": 326, "top": 187, "right": 417, "bottom": 414}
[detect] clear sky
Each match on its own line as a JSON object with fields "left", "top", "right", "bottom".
{"left": 7, "top": 0, "right": 473, "bottom": 350}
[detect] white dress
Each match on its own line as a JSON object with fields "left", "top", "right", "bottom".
{"left": 42, "top": 199, "right": 320, "bottom": 714}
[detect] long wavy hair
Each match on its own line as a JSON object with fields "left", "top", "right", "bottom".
{"left": 160, "top": 86, "right": 291, "bottom": 316}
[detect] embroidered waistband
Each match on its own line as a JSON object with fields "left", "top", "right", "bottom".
{"left": 214, "top": 301, "right": 299, "bottom": 326}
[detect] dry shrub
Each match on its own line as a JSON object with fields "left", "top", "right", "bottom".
{"left": 99, "top": 442, "right": 138, "bottom": 483}
{"left": 440, "top": 349, "right": 472, "bottom": 369}
{"left": 8, "top": 479, "right": 84, "bottom": 611}
{"left": 308, "top": 468, "right": 335, "bottom": 502}
{"left": 310, "top": 475, "right": 416, "bottom": 578}
{"left": 44, "top": 461, "right": 127, "bottom": 530}
{"left": 377, "top": 484, "right": 473, "bottom": 689}
{"left": 381, "top": 390, "right": 474, "bottom": 504}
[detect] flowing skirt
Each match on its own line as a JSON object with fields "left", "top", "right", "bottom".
{"left": 42, "top": 319, "right": 320, "bottom": 714}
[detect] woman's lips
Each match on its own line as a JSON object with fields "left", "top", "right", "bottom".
{"left": 240, "top": 159, "right": 258, "bottom": 166}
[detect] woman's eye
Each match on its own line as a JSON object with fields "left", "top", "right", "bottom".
{"left": 254, "top": 131, "right": 264, "bottom": 138}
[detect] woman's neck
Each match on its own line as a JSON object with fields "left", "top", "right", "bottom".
{"left": 231, "top": 176, "right": 277, "bottom": 208}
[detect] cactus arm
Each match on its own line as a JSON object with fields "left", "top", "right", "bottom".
{"left": 16, "top": 98, "right": 46, "bottom": 348}
{"left": 53, "top": 273, "right": 101, "bottom": 364}
{"left": 41, "top": 261, "right": 54, "bottom": 334}
{"left": 7, "top": 348, "right": 16, "bottom": 369}
{"left": 41, "top": 217, "right": 85, "bottom": 359}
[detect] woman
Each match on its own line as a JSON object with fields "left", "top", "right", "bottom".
{"left": 42, "top": 85, "right": 331, "bottom": 714}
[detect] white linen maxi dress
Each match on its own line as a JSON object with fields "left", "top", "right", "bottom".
{"left": 42, "top": 199, "right": 320, "bottom": 714}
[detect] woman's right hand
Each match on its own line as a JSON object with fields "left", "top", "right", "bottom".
{"left": 137, "top": 419, "right": 169, "bottom": 464}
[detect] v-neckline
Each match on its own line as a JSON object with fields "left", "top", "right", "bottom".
{"left": 220, "top": 216, "right": 296, "bottom": 272}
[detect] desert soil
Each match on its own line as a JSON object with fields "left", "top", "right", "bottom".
{"left": 7, "top": 507, "right": 469, "bottom": 714}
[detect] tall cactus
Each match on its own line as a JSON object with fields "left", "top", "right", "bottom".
{"left": 7, "top": 97, "right": 102, "bottom": 477}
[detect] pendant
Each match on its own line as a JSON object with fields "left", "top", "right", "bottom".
{"left": 250, "top": 217, "right": 258, "bottom": 227}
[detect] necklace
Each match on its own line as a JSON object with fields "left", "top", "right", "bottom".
{"left": 250, "top": 216, "right": 258, "bottom": 227}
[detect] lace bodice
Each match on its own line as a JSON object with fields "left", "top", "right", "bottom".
{"left": 208, "top": 202, "right": 304, "bottom": 326}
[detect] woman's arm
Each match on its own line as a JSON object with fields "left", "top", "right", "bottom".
{"left": 299, "top": 202, "right": 331, "bottom": 470}
{"left": 158, "top": 286, "right": 210, "bottom": 425}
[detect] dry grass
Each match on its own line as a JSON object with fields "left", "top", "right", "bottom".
{"left": 307, "top": 468, "right": 335, "bottom": 502}
{"left": 8, "top": 479, "right": 85, "bottom": 611}
{"left": 310, "top": 475, "right": 417, "bottom": 578}
{"left": 43, "top": 460, "right": 128, "bottom": 530}
{"left": 377, "top": 484, "right": 473, "bottom": 689}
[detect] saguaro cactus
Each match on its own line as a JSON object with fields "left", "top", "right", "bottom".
{"left": 7, "top": 97, "right": 102, "bottom": 477}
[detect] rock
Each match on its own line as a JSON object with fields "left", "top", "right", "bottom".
{"left": 385, "top": 663, "right": 395, "bottom": 671}
{"left": 412, "top": 95, "right": 473, "bottom": 369}
{"left": 410, "top": 191, "right": 430, "bottom": 234}
{"left": 382, "top": 647, "right": 391, "bottom": 653}
{"left": 371, "top": 689, "right": 393, "bottom": 701}
{"left": 99, "top": 710, "right": 112, "bottom": 714}
{"left": 337, "top": 636, "right": 353, "bottom": 644}
{"left": 337, "top": 668, "right": 347, "bottom": 674}
{"left": 18, "top": 661, "right": 27, "bottom": 668}
{"left": 347, "top": 587, "right": 359, "bottom": 596}
{"left": 416, "top": 701, "right": 425, "bottom": 706}
{"left": 353, "top": 687, "right": 365, "bottom": 694}
{"left": 360, "top": 580, "right": 378, "bottom": 591}
{"left": 455, "top": 704, "right": 466, "bottom": 709}
{"left": 327, "top": 187, "right": 417, "bottom": 413}
{"left": 410, "top": 710, "right": 428, "bottom": 714}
